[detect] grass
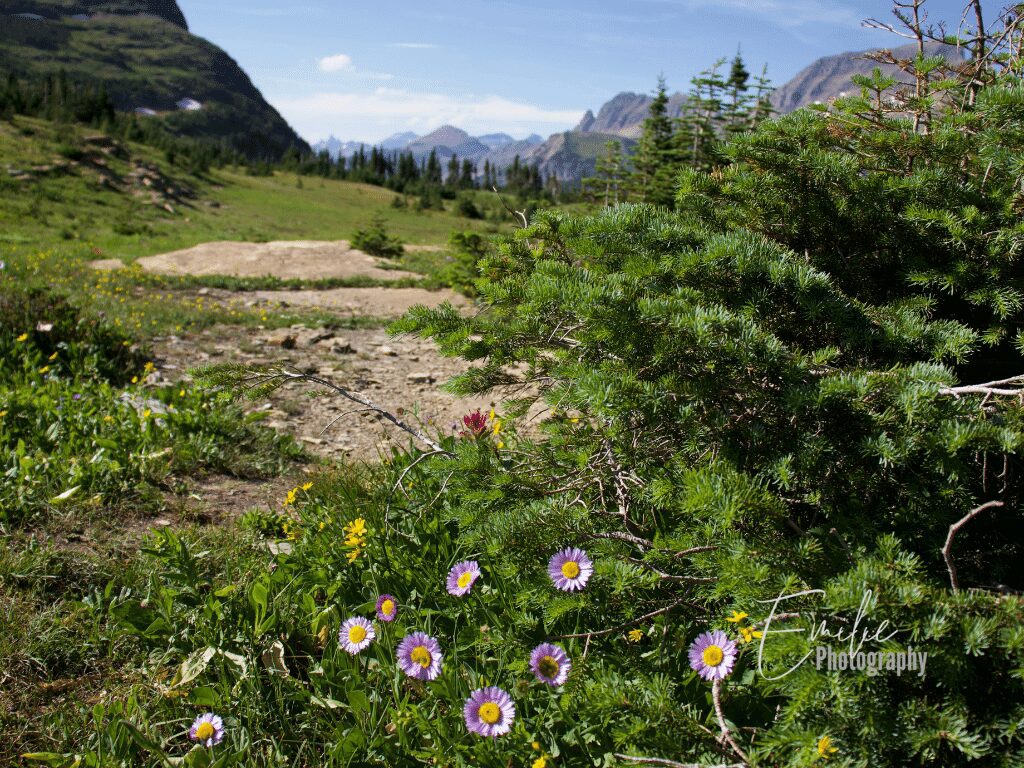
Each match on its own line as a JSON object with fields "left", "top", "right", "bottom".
{"left": 0, "top": 116, "right": 505, "bottom": 262}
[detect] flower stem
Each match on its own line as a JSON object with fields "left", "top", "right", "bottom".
{"left": 711, "top": 678, "right": 748, "bottom": 764}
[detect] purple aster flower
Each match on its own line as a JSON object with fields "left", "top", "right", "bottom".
{"left": 338, "top": 616, "right": 375, "bottom": 655}
{"left": 547, "top": 547, "right": 593, "bottom": 591}
{"left": 688, "top": 630, "right": 738, "bottom": 681}
{"left": 530, "top": 642, "right": 572, "bottom": 686}
{"left": 189, "top": 713, "right": 225, "bottom": 747}
{"left": 375, "top": 594, "right": 398, "bottom": 622}
{"left": 463, "top": 686, "right": 515, "bottom": 737}
{"left": 446, "top": 560, "right": 481, "bottom": 596}
{"left": 72, "top": 393, "right": 82, "bottom": 401}
{"left": 396, "top": 632, "right": 443, "bottom": 681}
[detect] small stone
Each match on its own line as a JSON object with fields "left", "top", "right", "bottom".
{"left": 378, "top": 345, "right": 397, "bottom": 357}
{"left": 267, "top": 333, "right": 296, "bottom": 349}
{"left": 330, "top": 339, "right": 355, "bottom": 354}
{"left": 407, "top": 372, "right": 434, "bottom": 385}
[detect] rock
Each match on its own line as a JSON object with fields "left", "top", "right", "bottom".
{"left": 197, "top": 287, "right": 210, "bottom": 295}
{"left": 308, "top": 329, "right": 335, "bottom": 346}
{"left": 407, "top": 372, "right": 434, "bottom": 385}
{"left": 267, "top": 333, "right": 296, "bottom": 349}
{"left": 378, "top": 345, "right": 397, "bottom": 357}
{"left": 330, "top": 339, "right": 355, "bottom": 354}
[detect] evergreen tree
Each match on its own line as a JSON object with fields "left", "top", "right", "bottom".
{"left": 630, "top": 77, "right": 683, "bottom": 207}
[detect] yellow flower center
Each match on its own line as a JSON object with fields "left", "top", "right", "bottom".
{"left": 703, "top": 645, "right": 724, "bottom": 667}
{"left": 532, "top": 758, "right": 547, "bottom": 768}
{"left": 348, "top": 625, "right": 367, "bottom": 644}
{"left": 381, "top": 599, "right": 395, "bottom": 616}
{"left": 538, "top": 655, "right": 560, "bottom": 678}
{"left": 410, "top": 646, "right": 431, "bottom": 667}
{"left": 457, "top": 571, "right": 474, "bottom": 589}
{"left": 195, "top": 722, "right": 215, "bottom": 740}
{"left": 561, "top": 561, "right": 580, "bottom": 579}
{"left": 478, "top": 702, "right": 501, "bottom": 725}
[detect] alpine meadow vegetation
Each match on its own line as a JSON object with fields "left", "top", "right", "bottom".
{"left": 8, "top": 1, "right": 1024, "bottom": 767}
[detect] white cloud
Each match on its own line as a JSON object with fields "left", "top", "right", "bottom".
{"left": 274, "top": 88, "right": 584, "bottom": 144}
{"left": 318, "top": 53, "right": 354, "bottom": 72}
{"left": 387, "top": 43, "right": 438, "bottom": 49}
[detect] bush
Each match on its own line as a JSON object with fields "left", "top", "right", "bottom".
{"left": 350, "top": 214, "right": 404, "bottom": 258}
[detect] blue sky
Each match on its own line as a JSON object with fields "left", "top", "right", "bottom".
{"left": 177, "top": 0, "right": 971, "bottom": 144}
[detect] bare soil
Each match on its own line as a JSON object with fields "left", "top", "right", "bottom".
{"left": 134, "top": 239, "right": 419, "bottom": 281}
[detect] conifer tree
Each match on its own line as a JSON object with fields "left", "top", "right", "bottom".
{"left": 630, "top": 77, "right": 683, "bottom": 207}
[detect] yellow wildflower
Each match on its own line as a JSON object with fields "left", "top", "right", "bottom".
{"left": 179, "top": 389, "right": 185, "bottom": 397}
{"left": 103, "top": 415, "right": 114, "bottom": 423}
{"left": 532, "top": 757, "right": 548, "bottom": 768}
{"left": 531, "top": 742, "right": 541, "bottom": 751}
{"left": 142, "top": 409, "right": 152, "bottom": 419}
{"left": 725, "top": 611, "right": 748, "bottom": 623}
{"left": 16, "top": 333, "right": 28, "bottom": 342}
{"left": 627, "top": 629, "right": 644, "bottom": 643}
{"left": 39, "top": 366, "right": 50, "bottom": 374}
{"left": 301, "top": 482, "right": 313, "bottom": 491}
{"left": 48, "top": 352, "right": 58, "bottom": 361}
{"left": 131, "top": 376, "right": 139, "bottom": 384}
{"left": 283, "top": 487, "right": 298, "bottom": 506}
{"left": 817, "top": 735, "right": 838, "bottom": 759}
{"left": 0, "top": 410, "right": 7, "bottom": 418}
{"left": 143, "top": 361, "right": 156, "bottom": 373}
{"left": 739, "top": 626, "right": 763, "bottom": 644}
{"left": 492, "top": 419, "right": 502, "bottom": 435}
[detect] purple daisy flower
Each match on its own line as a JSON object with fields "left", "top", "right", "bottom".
{"left": 547, "top": 547, "right": 593, "bottom": 591}
{"left": 338, "top": 616, "right": 376, "bottom": 655}
{"left": 189, "top": 713, "right": 225, "bottom": 747}
{"left": 396, "top": 631, "right": 443, "bottom": 681}
{"left": 463, "top": 686, "right": 515, "bottom": 737}
{"left": 530, "top": 642, "right": 572, "bottom": 686}
{"left": 446, "top": 560, "right": 481, "bottom": 596}
{"left": 688, "top": 630, "right": 738, "bottom": 681}
{"left": 375, "top": 594, "right": 398, "bottom": 622}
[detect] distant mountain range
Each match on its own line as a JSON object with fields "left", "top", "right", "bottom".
{"left": 0, "top": 0, "right": 307, "bottom": 159}
{"left": 313, "top": 41, "right": 965, "bottom": 184}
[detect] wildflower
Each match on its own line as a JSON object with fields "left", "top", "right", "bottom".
{"left": 548, "top": 547, "right": 593, "bottom": 592}
{"left": 16, "top": 333, "right": 28, "bottom": 343}
{"left": 530, "top": 642, "right": 571, "bottom": 686}
{"left": 375, "top": 594, "right": 398, "bottom": 622}
{"left": 189, "top": 713, "right": 225, "bottom": 747}
{"left": 339, "top": 616, "right": 376, "bottom": 655}
{"left": 396, "top": 632, "right": 443, "bottom": 681}
{"left": 447, "top": 560, "right": 481, "bottom": 596}
{"left": 48, "top": 352, "right": 57, "bottom": 361}
{"left": 627, "top": 629, "right": 644, "bottom": 643}
{"left": 283, "top": 487, "right": 298, "bottom": 506}
{"left": 131, "top": 376, "right": 138, "bottom": 384}
{"left": 301, "top": 482, "right": 313, "bottom": 491}
{"left": 533, "top": 757, "right": 548, "bottom": 768}
{"left": 0, "top": 411, "right": 7, "bottom": 418}
{"left": 39, "top": 366, "right": 50, "bottom": 375}
{"left": 739, "top": 626, "right": 763, "bottom": 644}
{"left": 142, "top": 409, "right": 151, "bottom": 419}
{"left": 144, "top": 361, "right": 155, "bottom": 373}
{"left": 817, "top": 735, "right": 838, "bottom": 759}
{"left": 72, "top": 394, "right": 82, "bottom": 401}
{"left": 532, "top": 741, "right": 541, "bottom": 751}
{"left": 725, "top": 611, "right": 748, "bottom": 623}
{"left": 344, "top": 517, "right": 368, "bottom": 563}
{"left": 464, "top": 686, "right": 515, "bottom": 737}
{"left": 688, "top": 630, "right": 738, "bottom": 681}
{"left": 460, "top": 409, "right": 488, "bottom": 437}
{"left": 179, "top": 389, "right": 185, "bottom": 397}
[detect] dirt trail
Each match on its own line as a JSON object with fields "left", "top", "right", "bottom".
{"left": 152, "top": 324, "right": 488, "bottom": 462}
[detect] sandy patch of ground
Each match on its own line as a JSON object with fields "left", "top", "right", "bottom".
{"left": 132, "top": 240, "right": 419, "bottom": 281}
{"left": 254, "top": 286, "right": 467, "bottom": 318}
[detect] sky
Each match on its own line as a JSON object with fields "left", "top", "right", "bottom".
{"left": 177, "top": 0, "right": 974, "bottom": 144}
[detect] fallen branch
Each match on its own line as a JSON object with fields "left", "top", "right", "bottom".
{"left": 942, "top": 500, "right": 1005, "bottom": 592}
{"left": 559, "top": 598, "right": 688, "bottom": 640}
{"left": 240, "top": 368, "right": 452, "bottom": 455}
{"left": 940, "top": 374, "right": 1024, "bottom": 398}
{"left": 613, "top": 755, "right": 743, "bottom": 768}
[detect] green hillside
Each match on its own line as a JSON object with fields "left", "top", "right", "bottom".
{"left": 0, "top": 1, "right": 306, "bottom": 158}
{"left": 0, "top": 115, "right": 498, "bottom": 260}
